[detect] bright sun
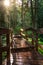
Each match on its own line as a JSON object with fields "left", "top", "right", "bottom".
{"left": 4, "top": 0, "right": 10, "bottom": 7}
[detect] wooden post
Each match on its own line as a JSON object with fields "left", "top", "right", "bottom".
{"left": 35, "top": 32, "right": 38, "bottom": 51}
{"left": 6, "top": 34, "right": 10, "bottom": 65}
{"left": 0, "top": 51, "right": 2, "bottom": 65}
{"left": 0, "top": 36, "right": 2, "bottom": 65}
{"left": 32, "top": 31, "right": 34, "bottom": 45}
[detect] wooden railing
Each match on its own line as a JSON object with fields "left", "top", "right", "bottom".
{"left": 8, "top": 28, "right": 38, "bottom": 56}
{"left": 20, "top": 27, "right": 38, "bottom": 51}
{"left": 0, "top": 28, "right": 12, "bottom": 65}
{"left": 11, "top": 28, "right": 43, "bottom": 65}
{"left": 0, "top": 27, "right": 43, "bottom": 65}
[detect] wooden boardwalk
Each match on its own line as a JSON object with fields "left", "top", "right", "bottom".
{"left": 2, "top": 38, "right": 43, "bottom": 65}
{"left": 0, "top": 27, "right": 43, "bottom": 65}
{"left": 2, "top": 52, "right": 43, "bottom": 65}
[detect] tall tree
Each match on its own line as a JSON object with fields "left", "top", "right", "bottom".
{"left": 21, "top": 0, "right": 31, "bottom": 29}
{"left": 37, "top": 0, "right": 43, "bottom": 28}
{"left": 0, "top": 0, "right": 5, "bottom": 27}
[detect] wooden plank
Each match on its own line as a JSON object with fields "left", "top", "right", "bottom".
{"left": 0, "top": 46, "right": 9, "bottom": 52}
{"left": 13, "top": 35, "right": 22, "bottom": 38}
{"left": 25, "top": 27, "right": 37, "bottom": 32}
{"left": 11, "top": 45, "right": 35, "bottom": 53}
{"left": 0, "top": 28, "right": 11, "bottom": 35}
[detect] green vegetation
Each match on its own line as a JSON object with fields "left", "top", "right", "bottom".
{"left": 2, "top": 52, "right": 7, "bottom": 61}
{"left": 38, "top": 40, "right": 43, "bottom": 45}
{"left": 38, "top": 48, "right": 43, "bottom": 55}
{"left": 1, "top": 35, "right": 6, "bottom": 46}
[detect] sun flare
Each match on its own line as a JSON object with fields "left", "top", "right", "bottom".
{"left": 16, "top": 0, "right": 22, "bottom": 6}
{"left": 4, "top": 0, "right": 10, "bottom": 7}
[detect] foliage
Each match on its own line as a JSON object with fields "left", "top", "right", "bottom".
{"left": 0, "top": 4, "right": 6, "bottom": 28}
{"left": 14, "top": 25, "right": 22, "bottom": 34}
{"left": 21, "top": 0, "right": 32, "bottom": 28}
{"left": 38, "top": 0, "right": 43, "bottom": 28}
{"left": 38, "top": 48, "right": 43, "bottom": 55}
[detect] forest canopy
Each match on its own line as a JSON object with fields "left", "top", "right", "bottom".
{"left": 0, "top": 0, "right": 43, "bottom": 33}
